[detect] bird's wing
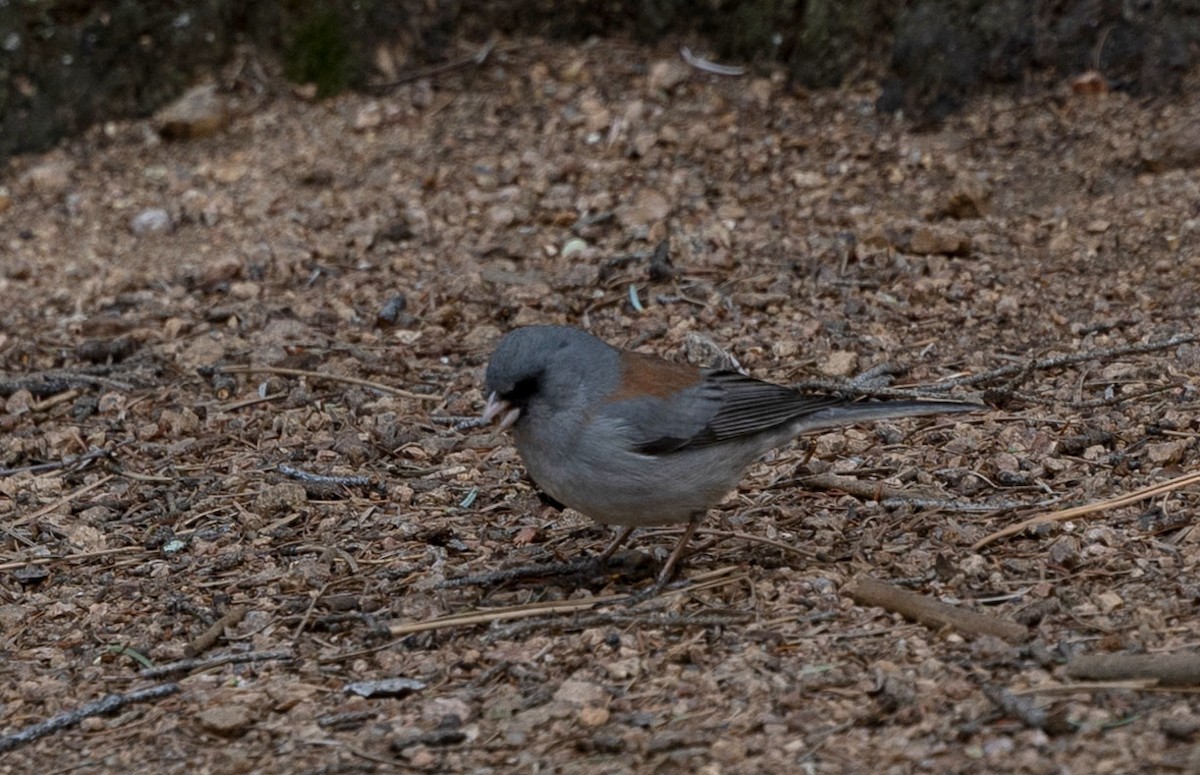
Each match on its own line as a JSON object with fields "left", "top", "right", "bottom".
{"left": 598, "top": 369, "right": 845, "bottom": 455}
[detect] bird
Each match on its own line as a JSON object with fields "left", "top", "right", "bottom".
{"left": 481, "top": 325, "right": 980, "bottom": 595}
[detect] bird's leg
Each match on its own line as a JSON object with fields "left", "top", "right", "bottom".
{"left": 598, "top": 525, "right": 636, "bottom": 563}
{"left": 641, "top": 514, "right": 702, "bottom": 597}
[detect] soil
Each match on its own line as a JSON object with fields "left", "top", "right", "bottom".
{"left": 1, "top": 37, "right": 1199, "bottom": 774}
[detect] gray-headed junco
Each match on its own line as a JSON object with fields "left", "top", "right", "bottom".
{"left": 482, "top": 325, "right": 979, "bottom": 594}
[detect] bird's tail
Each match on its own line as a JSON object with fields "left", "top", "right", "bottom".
{"left": 791, "top": 399, "right": 980, "bottom": 435}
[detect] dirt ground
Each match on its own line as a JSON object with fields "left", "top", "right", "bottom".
{"left": 2, "top": 37, "right": 1199, "bottom": 774}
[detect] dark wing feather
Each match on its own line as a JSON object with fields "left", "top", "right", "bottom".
{"left": 606, "top": 369, "right": 976, "bottom": 456}
{"left": 610, "top": 370, "right": 844, "bottom": 455}
{"left": 679, "top": 371, "right": 846, "bottom": 449}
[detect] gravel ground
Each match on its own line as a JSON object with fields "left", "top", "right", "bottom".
{"left": 1, "top": 37, "right": 1199, "bottom": 774}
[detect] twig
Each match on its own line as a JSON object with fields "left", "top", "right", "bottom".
{"left": 1005, "top": 384, "right": 1176, "bottom": 408}
{"left": 0, "top": 372, "right": 135, "bottom": 397}
{"left": 397, "top": 567, "right": 740, "bottom": 637}
{"left": 278, "top": 464, "right": 374, "bottom": 488}
{"left": 972, "top": 469, "right": 1200, "bottom": 550}
{"left": 692, "top": 528, "right": 818, "bottom": 560}
{"left": 217, "top": 364, "right": 440, "bottom": 402}
{"left": 9, "top": 475, "right": 115, "bottom": 528}
{"left": 679, "top": 46, "right": 746, "bottom": 76}
{"left": 430, "top": 414, "right": 490, "bottom": 431}
{"left": 879, "top": 496, "right": 1049, "bottom": 513}
{"left": 139, "top": 649, "right": 295, "bottom": 679}
{"left": 1010, "top": 679, "right": 1158, "bottom": 694}
{"left": 185, "top": 604, "right": 247, "bottom": 657}
{"left": 796, "top": 471, "right": 937, "bottom": 502}
{"left": 370, "top": 36, "right": 498, "bottom": 90}
{"left": 437, "top": 557, "right": 607, "bottom": 589}
{"left": 0, "top": 447, "right": 112, "bottom": 477}
{"left": 0, "top": 683, "right": 179, "bottom": 753}
{"left": 981, "top": 684, "right": 1074, "bottom": 734}
{"left": 1066, "top": 653, "right": 1200, "bottom": 687}
{"left": 484, "top": 609, "right": 753, "bottom": 642}
{"left": 929, "top": 333, "right": 1194, "bottom": 391}
{"left": 845, "top": 576, "right": 1028, "bottom": 642}
{"left": 0, "top": 545, "right": 144, "bottom": 572}
{"left": 389, "top": 593, "right": 631, "bottom": 636}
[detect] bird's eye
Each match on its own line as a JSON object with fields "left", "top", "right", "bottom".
{"left": 502, "top": 376, "right": 539, "bottom": 406}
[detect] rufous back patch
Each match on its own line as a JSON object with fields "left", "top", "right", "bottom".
{"left": 606, "top": 351, "right": 702, "bottom": 402}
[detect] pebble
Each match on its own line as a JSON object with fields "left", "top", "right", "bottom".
{"left": 156, "top": 83, "right": 229, "bottom": 140}
{"left": 647, "top": 59, "right": 688, "bottom": 92}
{"left": 197, "top": 704, "right": 254, "bottom": 737}
{"left": 909, "top": 224, "right": 971, "bottom": 256}
{"left": 20, "top": 160, "right": 73, "bottom": 194}
{"left": 254, "top": 482, "right": 307, "bottom": 515}
{"left": 820, "top": 350, "right": 858, "bottom": 377}
{"left": 130, "top": 208, "right": 172, "bottom": 235}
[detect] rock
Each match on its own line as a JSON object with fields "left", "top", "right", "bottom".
{"left": 909, "top": 225, "right": 971, "bottom": 256}
{"left": 487, "top": 205, "right": 515, "bottom": 227}
{"left": 20, "top": 160, "right": 73, "bottom": 194}
{"left": 578, "top": 706, "right": 610, "bottom": 727}
{"left": 254, "top": 482, "right": 307, "bottom": 515}
{"left": 647, "top": 60, "right": 688, "bottom": 92}
{"left": 553, "top": 679, "right": 606, "bottom": 706}
{"left": 197, "top": 704, "right": 254, "bottom": 737}
{"left": 1143, "top": 125, "right": 1200, "bottom": 172}
{"left": 617, "top": 188, "right": 669, "bottom": 229}
{"left": 130, "top": 208, "right": 172, "bottom": 235}
{"left": 820, "top": 351, "right": 858, "bottom": 377}
{"left": 156, "top": 84, "right": 229, "bottom": 140}
{"left": 353, "top": 101, "right": 383, "bottom": 130}
{"left": 1145, "top": 439, "right": 1188, "bottom": 466}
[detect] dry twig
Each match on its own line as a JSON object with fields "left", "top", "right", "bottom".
{"left": 139, "top": 649, "right": 295, "bottom": 679}
{"left": 0, "top": 683, "right": 180, "bottom": 753}
{"left": 1066, "top": 653, "right": 1200, "bottom": 687}
{"left": 846, "top": 576, "right": 1028, "bottom": 642}
{"left": 278, "top": 464, "right": 375, "bottom": 488}
{"left": 217, "top": 364, "right": 440, "bottom": 402}
{"left": 185, "top": 605, "right": 247, "bottom": 657}
{"left": 932, "top": 333, "right": 1193, "bottom": 391}
{"left": 973, "top": 469, "right": 1200, "bottom": 550}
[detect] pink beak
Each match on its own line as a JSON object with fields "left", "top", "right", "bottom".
{"left": 482, "top": 392, "right": 522, "bottom": 431}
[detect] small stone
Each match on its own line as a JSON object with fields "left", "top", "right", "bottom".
{"left": 711, "top": 738, "right": 747, "bottom": 764}
{"left": 254, "top": 482, "right": 307, "bottom": 515}
{"left": 377, "top": 295, "right": 408, "bottom": 326}
{"left": 792, "top": 170, "right": 827, "bottom": 189}
{"left": 156, "top": 83, "right": 229, "bottom": 140}
{"left": 20, "top": 160, "right": 73, "bottom": 194}
{"left": 647, "top": 60, "right": 688, "bottom": 92}
{"left": 909, "top": 225, "right": 971, "bottom": 256}
{"left": 561, "top": 238, "right": 588, "bottom": 258}
{"left": 130, "top": 208, "right": 172, "bottom": 235}
{"left": 487, "top": 205, "right": 515, "bottom": 227}
{"left": 553, "top": 680, "right": 606, "bottom": 706}
{"left": 5, "top": 389, "right": 32, "bottom": 415}
{"left": 820, "top": 351, "right": 858, "bottom": 378}
{"left": 197, "top": 705, "right": 254, "bottom": 737}
{"left": 617, "top": 188, "right": 669, "bottom": 229}
{"left": 578, "top": 706, "right": 610, "bottom": 727}
{"left": 229, "top": 281, "right": 261, "bottom": 300}
{"left": 1145, "top": 439, "right": 1188, "bottom": 466}
{"left": 353, "top": 101, "right": 383, "bottom": 130}
{"left": 1096, "top": 591, "right": 1123, "bottom": 612}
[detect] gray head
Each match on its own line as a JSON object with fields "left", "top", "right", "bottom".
{"left": 483, "top": 326, "right": 617, "bottom": 430}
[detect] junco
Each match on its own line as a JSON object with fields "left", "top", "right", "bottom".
{"left": 482, "top": 325, "right": 979, "bottom": 595}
